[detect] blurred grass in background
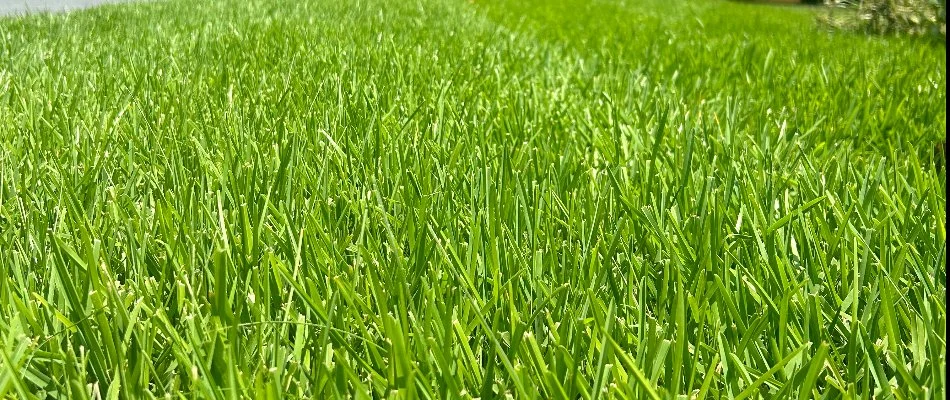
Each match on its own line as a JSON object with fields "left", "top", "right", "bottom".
{"left": 821, "top": 0, "right": 946, "bottom": 37}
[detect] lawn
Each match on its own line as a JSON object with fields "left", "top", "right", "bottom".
{"left": 0, "top": 0, "right": 945, "bottom": 398}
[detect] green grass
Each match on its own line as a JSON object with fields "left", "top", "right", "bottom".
{"left": 0, "top": 0, "right": 945, "bottom": 398}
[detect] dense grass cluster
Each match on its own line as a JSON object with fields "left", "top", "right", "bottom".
{"left": 0, "top": 0, "right": 945, "bottom": 398}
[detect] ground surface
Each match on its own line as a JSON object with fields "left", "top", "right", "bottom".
{"left": 0, "top": 0, "right": 946, "bottom": 398}
{"left": 0, "top": 0, "right": 130, "bottom": 15}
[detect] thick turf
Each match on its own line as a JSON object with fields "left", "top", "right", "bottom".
{"left": 0, "top": 0, "right": 945, "bottom": 398}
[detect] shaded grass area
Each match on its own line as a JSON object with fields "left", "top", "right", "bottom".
{"left": 0, "top": 0, "right": 945, "bottom": 398}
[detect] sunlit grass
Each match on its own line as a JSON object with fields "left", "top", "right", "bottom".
{"left": 0, "top": 0, "right": 945, "bottom": 398}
